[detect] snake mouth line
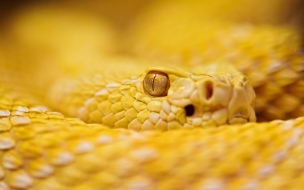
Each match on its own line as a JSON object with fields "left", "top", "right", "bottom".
{"left": 184, "top": 103, "right": 251, "bottom": 126}
{"left": 229, "top": 116, "right": 248, "bottom": 124}
{"left": 183, "top": 105, "right": 228, "bottom": 127}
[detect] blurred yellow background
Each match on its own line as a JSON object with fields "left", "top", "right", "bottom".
{"left": 0, "top": 0, "right": 303, "bottom": 33}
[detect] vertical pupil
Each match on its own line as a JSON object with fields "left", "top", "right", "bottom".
{"left": 152, "top": 74, "right": 156, "bottom": 91}
{"left": 143, "top": 71, "right": 169, "bottom": 97}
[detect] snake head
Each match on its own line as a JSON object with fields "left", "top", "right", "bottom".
{"left": 139, "top": 65, "right": 256, "bottom": 129}
{"left": 50, "top": 64, "right": 256, "bottom": 131}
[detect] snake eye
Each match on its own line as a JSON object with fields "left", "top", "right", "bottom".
{"left": 143, "top": 71, "right": 170, "bottom": 97}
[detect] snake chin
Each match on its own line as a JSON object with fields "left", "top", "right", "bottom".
{"left": 228, "top": 116, "right": 248, "bottom": 125}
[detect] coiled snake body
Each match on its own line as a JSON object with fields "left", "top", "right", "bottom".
{"left": 1, "top": 57, "right": 304, "bottom": 190}
{"left": 1, "top": 5, "right": 304, "bottom": 190}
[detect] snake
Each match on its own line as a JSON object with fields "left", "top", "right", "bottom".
{"left": 1, "top": 3, "right": 304, "bottom": 190}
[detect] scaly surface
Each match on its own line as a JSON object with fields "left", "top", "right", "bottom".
{"left": 49, "top": 63, "right": 255, "bottom": 130}
{"left": 1, "top": 2, "right": 304, "bottom": 190}
{"left": 0, "top": 85, "right": 304, "bottom": 190}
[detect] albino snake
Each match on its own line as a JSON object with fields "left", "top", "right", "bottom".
{"left": 1, "top": 4, "right": 304, "bottom": 190}
{"left": 1, "top": 56, "right": 304, "bottom": 190}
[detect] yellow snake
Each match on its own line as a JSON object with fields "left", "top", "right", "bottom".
{"left": 1, "top": 2, "right": 304, "bottom": 190}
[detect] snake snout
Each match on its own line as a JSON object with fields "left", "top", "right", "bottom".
{"left": 183, "top": 81, "right": 215, "bottom": 117}
{"left": 228, "top": 83, "right": 256, "bottom": 124}
{"left": 198, "top": 79, "right": 215, "bottom": 103}
{"left": 168, "top": 73, "right": 255, "bottom": 127}
{"left": 203, "top": 80, "right": 214, "bottom": 101}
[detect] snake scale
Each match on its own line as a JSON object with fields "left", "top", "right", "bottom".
{"left": 1, "top": 1, "right": 304, "bottom": 190}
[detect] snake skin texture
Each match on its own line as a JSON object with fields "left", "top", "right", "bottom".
{"left": 1, "top": 1, "right": 304, "bottom": 190}
{"left": 49, "top": 64, "right": 255, "bottom": 130}
{"left": 0, "top": 85, "right": 304, "bottom": 190}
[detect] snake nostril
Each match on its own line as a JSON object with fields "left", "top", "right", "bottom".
{"left": 205, "top": 81, "right": 214, "bottom": 100}
{"left": 184, "top": 104, "right": 195, "bottom": 116}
